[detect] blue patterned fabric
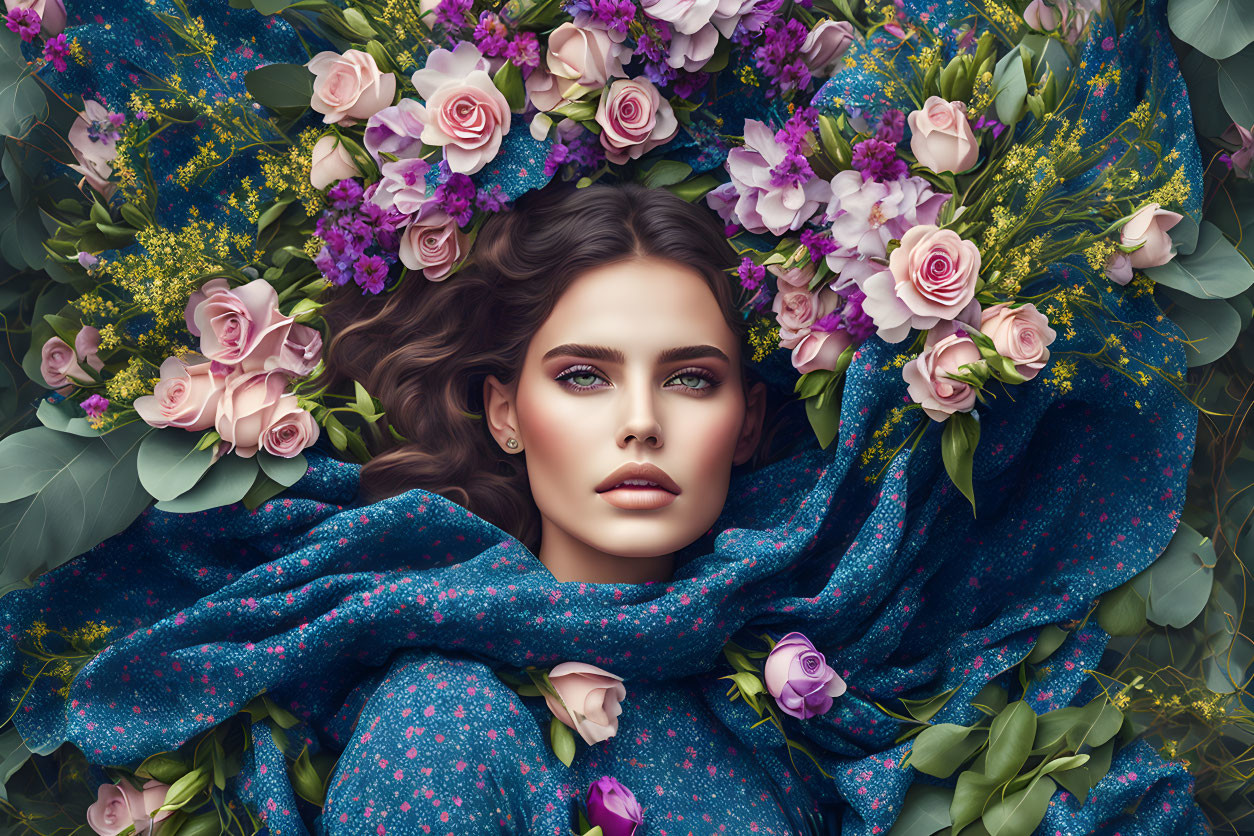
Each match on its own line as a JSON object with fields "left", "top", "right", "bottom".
{"left": 0, "top": 0, "right": 1214, "bottom": 833}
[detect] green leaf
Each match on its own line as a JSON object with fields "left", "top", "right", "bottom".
{"left": 1157, "top": 288, "right": 1241, "bottom": 367}
{"left": 1033, "top": 706, "right": 1082, "bottom": 750}
{"left": 1143, "top": 522, "right": 1215, "bottom": 628}
{"left": 170, "top": 813, "right": 223, "bottom": 836}
{"left": 550, "top": 717, "right": 576, "bottom": 767}
{"left": 1026, "top": 626, "right": 1069, "bottom": 664}
{"left": 35, "top": 397, "right": 105, "bottom": 438}
{"left": 153, "top": 453, "right": 259, "bottom": 513}
{"left": 0, "top": 727, "right": 31, "bottom": 802}
{"left": 137, "top": 430, "right": 217, "bottom": 502}
{"left": 0, "top": 31, "right": 47, "bottom": 138}
{"left": 640, "top": 160, "right": 692, "bottom": 189}
{"left": 244, "top": 63, "right": 314, "bottom": 113}
{"left": 1145, "top": 221, "right": 1254, "bottom": 300}
{"left": 725, "top": 670, "right": 765, "bottom": 698}
{"left": 992, "top": 46, "right": 1029, "bottom": 125}
{"left": 1036, "top": 754, "right": 1089, "bottom": 777}
{"left": 981, "top": 776, "right": 1055, "bottom": 836}
{"left": 0, "top": 424, "right": 154, "bottom": 597}
{"left": 1064, "top": 697, "right": 1122, "bottom": 751}
{"left": 290, "top": 746, "right": 325, "bottom": 806}
{"left": 910, "top": 725, "right": 988, "bottom": 779}
{"left": 155, "top": 767, "right": 210, "bottom": 812}
{"left": 136, "top": 752, "right": 190, "bottom": 785}
{"left": 900, "top": 685, "right": 960, "bottom": 723}
{"left": 664, "top": 174, "right": 720, "bottom": 202}
{"left": 950, "top": 771, "right": 1003, "bottom": 834}
{"left": 1168, "top": 0, "right": 1254, "bottom": 60}
{"left": 985, "top": 701, "right": 1036, "bottom": 782}
{"left": 257, "top": 197, "right": 296, "bottom": 236}
{"left": 1204, "top": 634, "right": 1254, "bottom": 693}
{"left": 492, "top": 60, "right": 525, "bottom": 112}
{"left": 257, "top": 450, "right": 308, "bottom": 488}
{"left": 805, "top": 393, "right": 841, "bottom": 450}
{"left": 888, "top": 783, "right": 953, "bottom": 836}
{"left": 941, "top": 411, "right": 980, "bottom": 515}
{"left": 1096, "top": 582, "right": 1147, "bottom": 636}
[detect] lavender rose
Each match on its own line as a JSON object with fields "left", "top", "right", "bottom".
{"left": 543, "top": 661, "right": 627, "bottom": 745}
{"left": 215, "top": 369, "right": 292, "bottom": 458}
{"left": 133, "top": 356, "right": 226, "bottom": 432}
{"left": 307, "top": 49, "right": 397, "bottom": 126}
{"left": 908, "top": 97, "right": 979, "bottom": 174}
{"left": 722, "top": 119, "right": 828, "bottom": 236}
{"left": 595, "top": 77, "right": 679, "bottom": 164}
{"left": 398, "top": 211, "right": 469, "bottom": 280}
{"left": 261, "top": 394, "right": 320, "bottom": 458}
{"left": 371, "top": 157, "right": 434, "bottom": 219}
{"left": 1105, "top": 251, "right": 1133, "bottom": 285}
{"left": 763, "top": 632, "right": 846, "bottom": 720}
{"left": 364, "top": 99, "right": 426, "bottom": 162}
{"left": 800, "top": 20, "right": 855, "bottom": 77}
{"left": 309, "top": 135, "right": 362, "bottom": 190}
{"left": 902, "top": 332, "right": 984, "bottom": 421}
{"left": 86, "top": 780, "right": 173, "bottom": 836}
{"left": 979, "top": 303, "right": 1056, "bottom": 381}
{"left": 185, "top": 278, "right": 295, "bottom": 371}
{"left": 39, "top": 326, "right": 104, "bottom": 394}
{"left": 1121, "top": 202, "right": 1183, "bottom": 268}
{"left": 585, "top": 776, "right": 644, "bottom": 836}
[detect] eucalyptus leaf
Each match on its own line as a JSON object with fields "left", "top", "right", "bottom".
{"left": 244, "top": 63, "right": 314, "bottom": 113}
{"left": 257, "top": 450, "right": 309, "bottom": 487}
{"left": 986, "top": 701, "right": 1036, "bottom": 782}
{"left": 1156, "top": 288, "right": 1241, "bottom": 367}
{"left": 910, "top": 725, "right": 987, "bottom": 779}
{"left": 1168, "top": 0, "right": 1254, "bottom": 61}
{"left": 1096, "top": 582, "right": 1147, "bottom": 636}
{"left": 35, "top": 397, "right": 105, "bottom": 438}
{"left": 1146, "top": 222, "right": 1254, "bottom": 300}
{"left": 806, "top": 393, "right": 841, "bottom": 450}
{"left": 0, "top": 727, "right": 31, "bottom": 802}
{"left": 950, "top": 771, "right": 1003, "bottom": 834}
{"left": 981, "top": 776, "right": 1055, "bottom": 836}
{"left": 1219, "top": 45, "right": 1254, "bottom": 133}
{"left": 1144, "top": 522, "right": 1215, "bottom": 628}
{"left": 1026, "top": 625, "right": 1069, "bottom": 664}
{"left": 992, "top": 46, "right": 1029, "bottom": 126}
{"left": 153, "top": 454, "right": 259, "bottom": 513}
{"left": 1064, "top": 698, "right": 1122, "bottom": 751}
{"left": 137, "top": 430, "right": 217, "bottom": 501}
{"left": 900, "top": 684, "right": 960, "bottom": 723}
{"left": 1204, "top": 634, "right": 1254, "bottom": 693}
{"left": 888, "top": 783, "right": 953, "bottom": 836}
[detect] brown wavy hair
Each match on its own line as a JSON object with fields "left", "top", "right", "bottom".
{"left": 314, "top": 181, "right": 764, "bottom": 551}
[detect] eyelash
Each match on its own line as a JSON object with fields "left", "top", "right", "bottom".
{"left": 554, "top": 364, "right": 722, "bottom": 393}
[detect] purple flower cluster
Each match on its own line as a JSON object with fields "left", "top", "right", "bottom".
{"left": 433, "top": 0, "right": 473, "bottom": 35}
{"left": 833, "top": 286, "right": 875, "bottom": 340}
{"left": 737, "top": 256, "right": 766, "bottom": 290}
{"left": 567, "top": 0, "right": 637, "bottom": 34}
{"left": 5, "top": 8, "right": 40, "bottom": 42}
{"left": 433, "top": 172, "right": 477, "bottom": 226}
{"left": 543, "top": 126, "right": 605, "bottom": 177}
{"left": 672, "top": 71, "right": 709, "bottom": 99}
{"left": 475, "top": 183, "right": 511, "bottom": 213}
{"left": 874, "top": 109, "right": 905, "bottom": 144}
{"left": 473, "top": 11, "right": 510, "bottom": 57}
{"left": 81, "top": 394, "right": 110, "bottom": 419}
{"left": 851, "top": 138, "right": 907, "bottom": 182}
{"left": 754, "top": 17, "right": 810, "bottom": 97}
{"left": 636, "top": 19, "right": 675, "bottom": 87}
{"left": 770, "top": 108, "right": 817, "bottom": 188}
{"left": 799, "top": 228, "right": 838, "bottom": 261}
{"left": 42, "top": 33, "right": 69, "bottom": 71}
{"left": 87, "top": 111, "right": 125, "bottom": 145}
{"left": 506, "top": 31, "right": 541, "bottom": 70}
{"left": 973, "top": 114, "right": 1007, "bottom": 139}
{"left": 313, "top": 179, "right": 404, "bottom": 295}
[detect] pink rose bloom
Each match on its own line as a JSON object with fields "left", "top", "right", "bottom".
{"left": 39, "top": 327, "right": 104, "bottom": 394}
{"left": 979, "top": 303, "right": 1056, "bottom": 382}
{"left": 666, "top": 24, "right": 719, "bottom": 72}
{"left": 185, "top": 278, "right": 295, "bottom": 371}
{"left": 543, "top": 661, "right": 627, "bottom": 745}
{"left": 1105, "top": 251, "right": 1134, "bottom": 285}
{"left": 261, "top": 394, "right": 320, "bottom": 458}
{"left": 309, "top": 134, "right": 362, "bottom": 190}
{"left": 792, "top": 329, "right": 853, "bottom": 374}
{"left": 770, "top": 263, "right": 816, "bottom": 291}
{"left": 307, "top": 49, "right": 397, "bottom": 126}
{"left": 410, "top": 41, "right": 491, "bottom": 96}
{"left": 364, "top": 99, "right": 427, "bottom": 162}
{"left": 371, "top": 157, "right": 434, "bottom": 219}
{"left": 216, "top": 369, "right": 292, "bottom": 458}
{"left": 640, "top": 0, "right": 718, "bottom": 35}
{"left": 1023, "top": 0, "right": 1061, "bottom": 29}
{"left": 133, "top": 356, "right": 226, "bottom": 432}
{"left": 903, "top": 332, "right": 985, "bottom": 421}
{"left": 1222, "top": 122, "right": 1254, "bottom": 178}
{"left": 801, "top": 20, "right": 855, "bottom": 77}
{"left": 595, "top": 77, "right": 679, "bottom": 164}
{"left": 772, "top": 286, "right": 840, "bottom": 348}
{"left": 908, "top": 97, "right": 979, "bottom": 174}
{"left": 399, "top": 211, "right": 469, "bottom": 280}
{"left": 1121, "top": 202, "right": 1183, "bottom": 268}
{"left": 723, "top": 119, "right": 828, "bottom": 236}
{"left": 859, "top": 225, "right": 980, "bottom": 342}
{"left": 86, "top": 780, "right": 173, "bottom": 836}
{"left": 5, "top": 0, "right": 65, "bottom": 36}
{"left": 267, "top": 323, "right": 323, "bottom": 378}
{"left": 408, "top": 44, "right": 510, "bottom": 175}
{"left": 546, "top": 23, "right": 628, "bottom": 91}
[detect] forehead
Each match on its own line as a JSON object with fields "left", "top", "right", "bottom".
{"left": 530, "top": 257, "right": 739, "bottom": 356}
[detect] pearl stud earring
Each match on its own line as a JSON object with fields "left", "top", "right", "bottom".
{"left": 506, "top": 437, "right": 519, "bottom": 449}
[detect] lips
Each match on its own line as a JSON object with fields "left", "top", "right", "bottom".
{"left": 595, "top": 463, "right": 681, "bottom": 495}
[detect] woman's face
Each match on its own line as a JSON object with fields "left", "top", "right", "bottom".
{"left": 485, "top": 256, "right": 765, "bottom": 575}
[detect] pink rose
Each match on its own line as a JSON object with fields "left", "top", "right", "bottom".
{"left": 1023, "top": 0, "right": 1061, "bottom": 29}
{"left": 543, "top": 661, "right": 627, "bottom": 745}
{"left": 763, "top": 632, "right": 846, "bottom": 720}
{"left": 1222, "top": 122, "right": 1254, "bottom": 178}
{"left": 801, "top": 20, "right": 855, "bottom": 77}
{"left": 772, "top": 286, "right": 839, "bottom": 348}
{"left": 979, "top": 303, "right": 1056, "bottom": 381}
{"left": 216, "top": 369, "right": 292, "bottom": 458}
{"left": 261, "top": 394, "right": 320, "bottom": 458}
{"left": 133, "top": 356, "right": 226, "bottom": 431}
{"left": 769, "top": 263, "right": 816, "bottom": 291}
{"left": 5, "top": 0, "right": 65, "bottom": 37}
{"left": 524, "top": 64, "right": 571, "bottom": 112}
{"left": 595, "top": 77, "right": 679, "bottom": 164}
{"left": 307, "top": 49, "right": 397, "bottom": 126}
{"left": 792, "top": 329, "right": 853, "bottom": 374}
{"left": 1023, "top": 0, "right": 1098, "bottom": 43}
{"left": 546, "top": 23, "right": 627, "bottom": 91}
{"left": 398, "top": 212, "right": 469, "bottom": 280}
{"left": 1121, "top": 202, "right": 1183, "bottom": 268}
{"left": 902, "top": 332, "right": 984, "bottom": 421}
{"left": 185, "top": 279, "right": 295, "bottom": 371}
{"left": 908, "top": 97, "right": 979, "bottom": 174}
{"left": 1105, "top": 251, "right": 1133, "bottom": 285}
{"left": 309, "top": 134, "right": 363, "bottom": 190}
{"left": 39, "top": 327, "right": 104, "bottom": 394}
{"left": 86, "top": 780, "right": 173, "bottom": 836}
{"left": 418, "top": 74, "right": 512, "bottom": 175}
{"left": 860, "top": 225, "right": 979, "bottom": 342}
{"left": 268, "top": 324, "right": 323, "bottom": 377}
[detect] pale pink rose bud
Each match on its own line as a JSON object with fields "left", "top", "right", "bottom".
{"left": 216, "top": 369, "right": 291, "bottom": 458}
{"left": 979, "top": 303, "right": 1056, "bottom": 381}
{"left": 133, "top": 356, "right": 226, "bottom": 431}
{"left": 1023, "top": 0, "right": 1061, "bottom": 30}
{"left": 1121, "top": 202, "right": 1184, "bottom": 268}
{"left": 801, "top": 20, "right": 855, "bottom": 77}
{"left": 902, "top": 332, "right": 984, "bottom": 421}
{"left": 85, "top": 779, "right": 172, "bottom": 836}
{"left": 266, "top": 323, "right": 323, "bottom": 377}
{"left": 261, "top": 394, "right": 320, "bottom": 458}
{"left": 306, "top": 49, "right": 397, "bottom": 126}
{"left": 792, "top": 329, "right": 853, "bottom": 374}
{"left": 1105, "top": 251, "right": 1133, "bottom": 285}
{"left": 594, "top": 77, "right": 679, "bottom": 164}
{"left": 185, "top": 279, "right": 295, "bottom": 372}
{"left": 908, "top": 97, "right": 979, "bottom": 174}
{"left": 39, "top": 327, "right": 105, "bottom": 394}
{"left": 398, "top": 211, "right": 469, "bottom": 280}
{"left": 310, "top": 135, "right": 363, "bottom": 190}
{"left": 546, "top": 22, "right": 627, "bottom": 91}
{"left": 5, "top": 0, "right": 66, "bottom": 36}
{"left": 543, "top": 661, "right": 627, "bottom": 746}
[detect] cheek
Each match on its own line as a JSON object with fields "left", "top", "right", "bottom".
{"left": 513, "top": 383, "right": 596, "bottom": 489}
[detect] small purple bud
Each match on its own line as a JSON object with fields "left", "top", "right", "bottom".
{"left": 585, "top": 776, "right": 643, "bottom": 836}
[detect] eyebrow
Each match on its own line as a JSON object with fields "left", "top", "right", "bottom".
{"left": 541, "top": 343, "right": 731, "bottom": 364}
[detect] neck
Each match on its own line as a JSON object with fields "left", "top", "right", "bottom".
{"left": 536, "top": 520, "right": 675, "bottom": 584}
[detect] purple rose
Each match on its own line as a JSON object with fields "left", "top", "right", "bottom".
{"left": 585, "top": 776, "right": 643, "bottom": 836}
{"left": 762, "top": 632, "right": 846, "bottom": 720}
{"left": 364, "top": 99, "right": 426, "bottom": 162}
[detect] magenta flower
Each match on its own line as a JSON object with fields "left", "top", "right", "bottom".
{"left": 81, "top": 394, "right": 110, "bottom": 419}
{"left": 585, "top": 776, "right": 643, "bottom": 836}
{"left": 41, "top": 32, "right": 68, "bottom": 71}
{"left": 762, "top": 632, "right": 846, "bottom": 720}
{"left": 5, "top": 8, "right": 40, "bottom": 42}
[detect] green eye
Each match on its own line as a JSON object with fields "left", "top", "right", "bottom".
{"left": 570, "top": 372, "right": 600, "bottom": 387}
{"left": 671, "top": 373, "right": 711, "bottom": 390}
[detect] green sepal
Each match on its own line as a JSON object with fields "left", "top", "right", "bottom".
{"left": 941, "top": 411, "right": 980, "bottom": 515}
{"left": 550, "top": 716, "right": 576, "bottom": 767}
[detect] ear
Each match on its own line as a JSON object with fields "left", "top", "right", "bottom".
{"left": 483, "top": 374, "right": 523, "bottom": 453}
{"left": 732, "top": 381, "right": 767, "bottom": 466}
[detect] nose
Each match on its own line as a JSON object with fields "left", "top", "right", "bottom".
{"left": 617, "top": 379, "right": 663, "bottom": 449}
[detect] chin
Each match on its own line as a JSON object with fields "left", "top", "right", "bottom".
{"left": 586, "top": 515, "right": 711, "bottom": 559}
